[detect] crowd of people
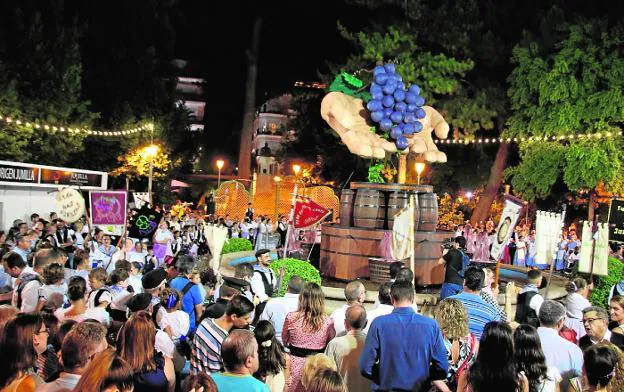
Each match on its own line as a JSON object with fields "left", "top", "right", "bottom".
{"left": 1, "top": 210, "right": 624, "bottom": 392}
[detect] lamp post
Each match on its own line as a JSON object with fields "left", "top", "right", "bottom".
{"left": 216, "top": 159, "right": 225, "bottom": 188}
{"left": 144, "top": 144, "right": 158, "bottom": 206}
{"left": 274, "top": 176, "right": 281, "bottom": 220}
{"left": 415, "top": 162, "right": 426, "bottom": 185}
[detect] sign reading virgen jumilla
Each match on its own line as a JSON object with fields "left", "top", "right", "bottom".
{"left": 0, "top": 161, "right": 106, "bottom": 189}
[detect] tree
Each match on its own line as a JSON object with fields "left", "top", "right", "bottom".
{"left": 0, "top": 0, "right": 97, "bottom": 164}
{"left": 506, "top": 18, "right": 624, "bottom": 220}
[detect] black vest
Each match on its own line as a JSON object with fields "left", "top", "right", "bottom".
{"left": 515, "top": 290, "right": 540, "bottom": 327}
{"left": 254, "top": 269, "right": 274, "bottom": 298}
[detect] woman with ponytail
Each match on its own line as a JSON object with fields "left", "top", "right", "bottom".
{"left": 254, "top": 320, "right": 290, "bottom": 391}
{"left": 73, "top": 348, "right": 134, "bottom": 392}
{"left": 564, "top": 277, "right": 592, "bottom": 341}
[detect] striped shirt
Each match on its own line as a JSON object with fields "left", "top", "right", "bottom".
{"left": 449, "top": 292, "right": 501, "bottom": 340}
{"left": 191, "top": 318, "right": 229, "bottom": 374}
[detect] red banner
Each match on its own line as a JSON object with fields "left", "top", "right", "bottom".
{"left": 293, "top": 198, "right": 330, "bottom": 229}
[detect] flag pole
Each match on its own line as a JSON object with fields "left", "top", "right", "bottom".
{"left": 409, "top": 193, "right": 415, "bottom": 273}
{"left": 282, "top": 184, "right": 298, "bottom": 259}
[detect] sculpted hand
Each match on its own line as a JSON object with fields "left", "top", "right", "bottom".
{"left": 320, "top": 91, "right": 397, "bottom": 159}
{"left": 321, "top": 92, "right": 449, "bottom": 162}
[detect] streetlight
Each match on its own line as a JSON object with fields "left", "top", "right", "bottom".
{"left": 274, "top": 176, "right": 281, "bottom": 220}
{"left": 292, "top": 164, "right": 301, "bottom": 176}
{"left": 144, "top": 144, "right": 158, "bottom": 206}
{"left": 216, "top": 159, "right": 225, "bottom": 188}
{"left": 415, "top": 162, "right": 426, "bottom": 185}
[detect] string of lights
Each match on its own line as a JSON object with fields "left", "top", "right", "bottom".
{"left": 433, "top": 130, "right": 623, "bottom": 145}
{"left": 0, "top": 113, "right": 154, "bottom": 137}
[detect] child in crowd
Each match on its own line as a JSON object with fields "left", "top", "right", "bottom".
{"left": 128, "top": 262, "right": 143, "bottom": 294}
{"left": 159, "top": 287, "right": 189, "bottom": 341}
{"left": 144, "top": 245, "right": 157, "bottom": 272}
{"left": 87, "top": 267, "right": 111, "bottom": 309}
{"left": 128, "top": 241, "right": 146, "bottom": 264}
{"left": 39, "top": 262, "right": 68, "bottom": 310}
{"left": 108, "top": 268, "right": 133, "bottom": 321}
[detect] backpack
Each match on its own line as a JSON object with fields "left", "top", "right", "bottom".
{"left": 457, "top": 250, "right": 471, "bottom": 278}
{"left": 16, "top": 273, "right": 43, "bottom": 308}
{"left": 515, "top": 291, "right": 540, "bottom": 327}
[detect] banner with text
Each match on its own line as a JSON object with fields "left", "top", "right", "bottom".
{"left": 608, "top": 198, "right": 624, "bottom": 243}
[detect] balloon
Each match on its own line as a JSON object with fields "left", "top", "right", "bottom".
{"left": 374, "top": 73, "right": 389, "bottom": 85}
{"left": 366, "top": 99, "right": 383, "bottom": 112}
{"left": 403, "top": 123, "right": 416, "bottom": 135}
{"left": 406, "top": 103, "right": 418, "bottom": 112}
{"left": 382, "top": 82, "right": 397, "bottom": 95}
{"left": 380, "top": 118, "right": 393, "bottom": 131}
{"left": 390, "top": 127, "right": 403, "bottom": 139}
{"left": 415, "top": 108, "right": 426, "bottom": 119}
{"left": 394, "top": 89, "right": 406, "bottom": 102}
{"left": 409, "top": 84, "right": 421, "bottom": 95}
{"left": 382, "top": 95, "right": 395, "bottom": 108}
{"left": 372, "top": 90, "right": 384, "bottom": 100}
{"left": 396, "top": 74, "right": 403, "bottom": 82}
{"left": 384, "top": 63, "right": 396, "bottom": 73}
{"left": 390, "top": 111, "right": 403, "bottom": 123}
{"left": 371, "top": 110, "right": 384, "bottom": 123}
{"left": 395, "top": 102, "right": 407, "bottom": 112}
{"left": 415, "top": 96, "right": 425, "bottom": 106}
{"left": 414, "top": 121, "right": 423, "bottom": 132}
{"left": 405, "top": 92, "right": 417, "bottom": 104}
{"left": 396, "top": 136, "right": 409, "bottom": 150}
{"left": 383, "top": 108, "right": 393, "bottom": 117}
{"left": 397, "top": 82, "right": 406, "bottom": 90}
{"left": 373, "top": 66, "right": 386, "bottom": 75}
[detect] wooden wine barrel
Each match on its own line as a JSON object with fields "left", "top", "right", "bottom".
{"left": 412, "top": 231, "right": 449, "bottom": 286}
{"left": 417, "top": 193, "right": 438, "bottom": 232}
{"left": 338, "top": 189, "right": 355, "bottom": 227}
{"left": 320, "top": 224, "right": 387, "bottom": 280}
{"left": 386, "top": 190, "right": 420, "bottom": 230}
{"left": 353, "top": 188, "right": 385, "bottom": 229}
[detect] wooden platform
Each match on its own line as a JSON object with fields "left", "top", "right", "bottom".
{"left": 319, "top": 223, "right": 452, "bottom": 285}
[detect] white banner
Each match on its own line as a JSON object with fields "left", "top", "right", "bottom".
{"left": 133, "top": 192, "right": 150, "bottom": 209}
{"left": 534, "top": 211, "right": 563, "bottom": 265}
{"left": 491, "top": 197, "right": 525, "bottom": 261}
{"left": 579, "top": 221, "right": 609, "bottom": 276}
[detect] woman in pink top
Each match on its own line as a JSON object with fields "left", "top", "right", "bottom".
{"left": 282, "top": 283, "right": 335, "bottom": 392}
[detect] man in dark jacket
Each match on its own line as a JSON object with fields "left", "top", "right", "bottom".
{"left": 579, "top": 306, "right": 624, "bottom": 351}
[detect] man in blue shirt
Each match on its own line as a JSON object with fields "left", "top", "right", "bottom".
{"left": 170, "top": 255, "right": 203, "bottom": 334}
{"left": 359, "top": 280, "right": 449, "bottom": 392}
{"left": 449, "top": 266, "right": 501, "bottom": 340}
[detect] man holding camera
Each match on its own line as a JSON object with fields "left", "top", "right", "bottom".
{"left": 438, "top": 236, "right": 468, "bottom": 300}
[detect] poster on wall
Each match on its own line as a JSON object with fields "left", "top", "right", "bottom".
{"left": 89, "top": 190, "right": 127, "bottom": 235}
{"left": 534, "top": 211, "right": 563, "bottom": 266}
{"left": 490, "top": 196, "right": 526, "bottom": 261}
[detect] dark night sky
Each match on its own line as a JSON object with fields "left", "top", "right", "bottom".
{"left": 171, "top": 1, "right": 365, "bottom": 159}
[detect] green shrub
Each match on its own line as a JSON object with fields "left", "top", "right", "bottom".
{"left": 590, "top": 256, "right": 624, "bottom": 308}
{"left": 269, "top": 258, "right": 321, "bottom": 297}
{"left": 221, "top": 238, "right": 253, "bottom": 255}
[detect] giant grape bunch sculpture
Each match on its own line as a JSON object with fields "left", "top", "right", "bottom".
{"left": 366, "top": 63, "right": 426, "bottom": 151}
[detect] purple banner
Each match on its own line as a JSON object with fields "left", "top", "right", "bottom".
{"left": 89, "top": 191, "right": 127, "bottom": 226}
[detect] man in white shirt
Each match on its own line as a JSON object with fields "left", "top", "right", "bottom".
{"left": 537, "top": 300, "right": 583, "bottom": 391}
{"left": 13, "top": 249, "right": 60, "bottom": 312}
{"left": 330, "top": 280, "right": 366, "bottom": 336}
{"left": 259, "top": 275, "right": 303, "bottom": 343}
{"left": 37, "top": 321, "right": 108, "bottom": 392}
{"left": 250, "top": 249, "right": 284, "bottom": 303}
{"left": 12, "top": 233, "right": 32, "bottom": 263}
{"left": 365, "top": 282, "right": 394, "bottom": 333}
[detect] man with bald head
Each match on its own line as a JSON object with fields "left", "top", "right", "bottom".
{"left": 330, "top": 279, "right": 366, "bottom": 336}
{"left": 325, "top": 304, "right": 371, "bottom": 391}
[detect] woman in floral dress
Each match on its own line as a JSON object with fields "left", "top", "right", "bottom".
{"left": 282, "top": 283, "right": 335, "bottom": 392}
